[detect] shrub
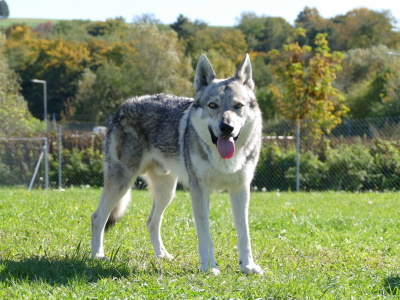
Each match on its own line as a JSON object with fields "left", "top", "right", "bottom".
{"left": 369, "top": 139, "right": 400, "bottom": 190}
{"left": 50, "top": 148, "right": 103, "bottom": 187}
{"left": 254, "top": 143, "right": 325, "bottom": 191}
{"left": 324, "top": 145, "right": 374, "bottom": 191}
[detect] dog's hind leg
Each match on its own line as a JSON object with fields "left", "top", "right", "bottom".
{"left": 146, "top": 171, "right": 177, "bottom": 260}
{"left": 91, "top": 166, "right": 136, "bottom": 259}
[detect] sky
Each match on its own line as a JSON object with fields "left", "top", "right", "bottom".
{"left": 7, "top": 0, "right": 400, "bottom": 27}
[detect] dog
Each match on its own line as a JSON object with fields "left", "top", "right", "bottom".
{"left": 91, "top": 54, "right": 263, "bottom": 275}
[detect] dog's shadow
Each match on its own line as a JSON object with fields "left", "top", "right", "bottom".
{"left": 382, "top": 275, "right": 400, "bottom": 295}
{"left": 0, "top": 256, "right": 132, "bottom": 286}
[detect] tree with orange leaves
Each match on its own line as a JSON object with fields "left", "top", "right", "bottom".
{"left": 269, "top": 29, "right": 349, "bottom": 146}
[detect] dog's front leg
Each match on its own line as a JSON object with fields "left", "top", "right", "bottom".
{"left": 229, "top": 187, "right": 262, "bottom": 274}
{"left": 189, "top": 182, "right": 219, "bottom": 275}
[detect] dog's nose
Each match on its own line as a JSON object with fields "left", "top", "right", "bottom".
{"left": 219, "top": 123, "right": 234, "bottom": 135}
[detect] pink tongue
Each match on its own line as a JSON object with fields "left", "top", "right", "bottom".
{"left": 217, "top": 137, "right": 235, "bottom": 159}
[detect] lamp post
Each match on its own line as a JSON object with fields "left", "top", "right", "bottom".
{"left": 31, "top": 79, "right": 48, "bottom": 131}
{"left": 31, "top": 79, "right": 49, "bottom": 189}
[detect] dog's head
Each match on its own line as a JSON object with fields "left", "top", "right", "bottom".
{"left": 192, "top": 54, "right": 261, "bottom": 159}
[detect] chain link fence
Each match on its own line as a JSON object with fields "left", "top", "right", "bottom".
{"left": 1, "top": 117, "right": 400, "bottom": 191}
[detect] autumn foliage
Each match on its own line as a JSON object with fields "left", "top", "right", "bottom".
{"left": 269, "top": 30, "right": 349, "bottom": 143}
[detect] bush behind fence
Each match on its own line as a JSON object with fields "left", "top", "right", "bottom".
{"left": 1, "top": 117, "right": 400, "bottom": 191}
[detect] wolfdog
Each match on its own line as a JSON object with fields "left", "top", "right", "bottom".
{"left": 91, "top": 54, "right": 263, "bottom": 274}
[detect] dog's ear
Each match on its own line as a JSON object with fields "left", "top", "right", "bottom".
{"left": 233, "top": 54, "right": 255, "bottom": 91}
{"left": 194, "top": 54, "right": 216, "bottom": 92}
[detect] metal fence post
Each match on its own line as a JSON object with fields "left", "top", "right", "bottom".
{"left": 348, "top": 118, "right": 351, "bottom": 136}
{"left": 45, "top": 137, "right": 49, "bottom": 189}
{"left": 28, "top": 141, "right": 46, "bottom": 191}
{"left": 296, "top": 119, "right": 300, "bottom": 192}
{"left": 58, "top": 125, "right": 62, "bottom": 189}
{"left": 53, "top": 113, "right": 56, "bottom": 131}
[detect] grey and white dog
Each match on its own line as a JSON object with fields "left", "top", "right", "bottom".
{"left": 91, "top": 54, "right": 263, "bottom": 275}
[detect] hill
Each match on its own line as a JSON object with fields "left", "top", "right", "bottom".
{"left": 0, "top": 18, "right": 63, "bottom": 28}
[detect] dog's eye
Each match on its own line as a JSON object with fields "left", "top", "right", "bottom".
{"left": 208, "top": 102, "right": 218, "bottom": 109}
{"left": 234, "top": 103, "right": 244, "bottom": 109}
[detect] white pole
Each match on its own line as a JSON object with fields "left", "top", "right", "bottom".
{"left": 45, "top": 137, "right": 49, "bottom": 189}
{"left": 31, "top": 79, "right": 49, "bottom": 189}
{"left": 31, "top": 79, "right": 47, "bottom": 131}
{"left": 28, "top": 142, "right": 46, "bottom": 191}
{"left": 43, "top": 81, "right": 47, "bottom": 132}
{"left": 58, "top": 125, "right": 62, "bottom": 189}
{"left": 296, "top": 119, "right": 300, "bottom": 192}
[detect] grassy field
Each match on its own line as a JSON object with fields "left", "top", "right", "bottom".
{"left": 0, "top": 188, "right": 400, "bottom": 298}
{"left": 0, "top": 18, "right": 63, "bottom": 28}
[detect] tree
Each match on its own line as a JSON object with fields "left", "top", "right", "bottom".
{"left": 132, "top": 13, "right": 161, "bottom": 24}
{"left": 269, "top": 30, "right": 348, "bottom": 146}
{"left": 335, "top": 45, "right": 400, "bottom": 118}
{"left": 185, "top": 27, "right": 248, "bottom": 77}
{"left": 0, "top": 33, "right": 43, "bottom": 137}
{"left": 87, "top": 17, "right": 128, "bottom": 39}
{"left": 237, "top": 12, "right": 294, "bottom": 52}
{"left": 0, "top": 0, "right": 9, "bottom": 18}
{"left": 4, "top": 25, "right": 92, "bottom": 116}
{"left": 70, "top": 24, "right": 193, "bottom": 120}
{"left": 170, "top": 14, "right": 207, "bottom": 41}
{"left": 330, "top": 8, "right": 398, "bottom": 50}
{"left": 295, "top": 7, "right": 332, "bottom": 48}
{"left": 295, "top": 8, "right": 399, "bottom": 51}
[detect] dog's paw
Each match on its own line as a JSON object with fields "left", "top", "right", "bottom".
{"left": 92, "top": 254, "right": 109, "bottom": 261}
{"left": 240, "top": 263, "right": 263, "bottom": 275}
{"left": 200, "top": 262, "right": 220, "bottom": 275}
{"left": 155, "top": 252, "right": 174, "bottom": 261}
{"left": 210, "top": 268, "right": 221, "bottom": 275}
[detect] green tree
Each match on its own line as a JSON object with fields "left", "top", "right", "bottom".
{"left": 0, "top": 0, "right": 9, "bottom": 18}
{"left": 71, "top": 24, "right": 192, "bottom": 120}
{"left": 185, "top": 27, "right": 247, "bottom": 77}
{"left": 295, "top": 7, "right": 331, "bottom": 47}
{"left": 236, "top": 12, "right": 265, "bottom": 51}
{"left": 337, "top": 45, "right": 400, "bottom": 118}
{"left": 330, "top": 8, "right": 398, "bottom": 51}
{"left": 170, "top": 14, "right": 207, "bottom": 41}
{"left": 48, "top": 20, "right": 92, "bottom": 41}
{"left": 269, "top": 30, "right": 348, "bottom": 145}
{"left": 237, "top": 12, "right": 294, "bottom": 52}
{"left": 87, "top": 17, "right": 128, "bottom": 39}
{"left": 0, "top": 33, "right": 43, "bottom": 137}
{"left": 295, "top": 7, "right": 399, "bottom": 51}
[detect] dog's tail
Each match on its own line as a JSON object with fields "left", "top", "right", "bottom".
{"left": 105, "top": 189, "right": 131, "bottom": 231}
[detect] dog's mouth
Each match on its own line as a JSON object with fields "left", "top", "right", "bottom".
{"left": 209, "top": 128, "right": 240, "bottom": 160}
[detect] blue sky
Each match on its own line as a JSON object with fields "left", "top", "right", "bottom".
{"left": 7, "top": 0, "right": 400, "bottom": 27}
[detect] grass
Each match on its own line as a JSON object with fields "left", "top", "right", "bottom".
{"left": 0, "top": 18, "right": 62, "bottom": 28}
{"left": 0, "top": 188, "right": 400, "bottom": 298}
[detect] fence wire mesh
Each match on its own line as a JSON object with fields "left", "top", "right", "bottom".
{"left": 1, "top": 117, "right": 400, "bottom": 191}
{"left": 0, "top": 138, "right": 47, "bottom": 189}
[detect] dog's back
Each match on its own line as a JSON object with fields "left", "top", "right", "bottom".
{"left": 105, "top": 94, "right": 192, "bottom": 160}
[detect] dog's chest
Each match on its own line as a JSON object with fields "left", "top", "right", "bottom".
{"left": 189, "top": 154, "right": 247, "bottom": 190}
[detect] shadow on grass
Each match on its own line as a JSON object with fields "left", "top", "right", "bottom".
{"left": 0, "top": 256, "right": 132, "bottom": 286}
{"left": 382, "top": 275, "right": 400, "bottom": 295}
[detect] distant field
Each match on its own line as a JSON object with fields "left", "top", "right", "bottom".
{"left": 0, "top": 18, "right": 227, "bottom": 30}
{"left": 0, "top": 188, "right": 400, "bottom": 298}
{"left": 0, "top": 18, "right": 62, "bottom": 28}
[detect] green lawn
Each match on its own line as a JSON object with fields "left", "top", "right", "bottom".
{"left": 0, "top": 188, "right": 400, "bottom": 298}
